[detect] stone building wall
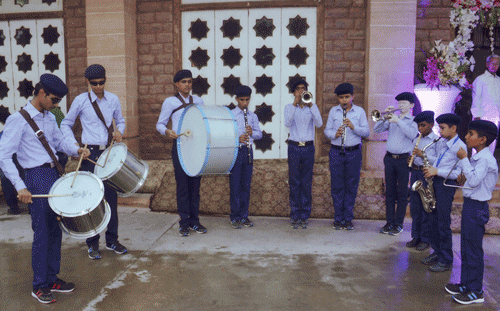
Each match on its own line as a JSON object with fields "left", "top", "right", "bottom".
{"left": 135, "top": 0, "right": 368, "bottom": 160}
{"left": 65, "top": 0, "right": 88, "bottom": 107}
{"left": 414, "top": 0, "right": 452, "bottom": 83}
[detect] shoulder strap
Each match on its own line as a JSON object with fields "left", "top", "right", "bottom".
{"left": 171, "top": 93, "right": 193, "bottom": 115}
{"left": 19, "top": 109, "right": 65, "bottom": 177}
{"left": 88, "top": 92, "right": 113, "bottom": 146}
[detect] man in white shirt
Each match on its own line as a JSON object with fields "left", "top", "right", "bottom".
{"left": 471, "top": 54, "right": 500, "bottom": 153}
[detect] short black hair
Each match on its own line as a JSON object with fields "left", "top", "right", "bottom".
{"left": 474, "top": 129, "right": 496, "bottom": 146}
{"left": 34, "top": 82, "right": 47, "bottom": 97}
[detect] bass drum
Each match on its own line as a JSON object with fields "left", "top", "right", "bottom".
{"left": 48, "top": 171, "right": 110, "bottom": 239}
{"left": 177, "top": 104, "right": 238, "bottom": 177}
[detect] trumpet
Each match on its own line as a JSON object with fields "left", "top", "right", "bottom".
{"left": 301, "top": 91, "right": 313, "bottom": 104}
{"left": 371, "top": 109, "right": 402, "bottom": 122}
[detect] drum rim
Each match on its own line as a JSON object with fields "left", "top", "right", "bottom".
{"left": 94, "top": 142, "right": 127, "bottom": 179}
{"left": 59, "top": 200, "right": 111, "bottom": 239}
{"left": 48, "top": 171, "right": 105, "bottom": 216}
{"left": 116, "top": 160, "right": 150, "bottom": 197}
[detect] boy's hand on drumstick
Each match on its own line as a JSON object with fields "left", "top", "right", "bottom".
{"left": 239, "top": 133, "right": 250, "bottom": 144}
{"left": 457, "top": 173, "right": 467, "bottom": 186}
{"left": 457, "top": 147, "right": 467, "bottom": 160}
{"left": 112, "top": 130, "right": 122, "bottom": 142}
{"left": 77, "top": 147, "right": 91, "bottom": 160}
{"left": 423, "top": 166, "right": 438, "bottom": 178}
{"left": 17, "top": 188, "right": 33, "bottom": 204}
{"left": 165, "top": 129, "right": 179, "bottom": 139}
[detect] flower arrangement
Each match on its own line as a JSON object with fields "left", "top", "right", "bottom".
{"left": 423, "top": 1, "right": 500, "bottom": 88}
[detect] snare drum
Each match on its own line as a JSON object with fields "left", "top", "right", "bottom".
{"left": 177, "top": 104, "right": 239, "bottom": 177}
{"left": 94, "top": 143, "right": 149, "bottom": 197}
{"left": 48, "top": 171, "right": 110, "bottom": 239}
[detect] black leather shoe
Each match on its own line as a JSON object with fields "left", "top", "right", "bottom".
{"left": 416, "top": 242, "right": 430, "bottom": 251}
{"left": 420, "top": 253, "right": 439, "bottom": 265}
{"left": 406, "top": 239, "right": 420, "bottom": 248}
{"left": 429, "top": 262, "right": 452, "bottom": 272}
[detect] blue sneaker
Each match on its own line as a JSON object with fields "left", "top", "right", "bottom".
{"left": 88, "top": 245, "right": 102, "bottom": 260}
{"left": 106, "top": 241, "right": 128, "bottom": 254}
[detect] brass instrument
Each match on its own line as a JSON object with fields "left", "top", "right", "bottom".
{"left": 443, "top": 159, "right": 476, "bottom": 190}
{"left": 408, "top": 132, "right": 423, "bottom": 168}
{"left": 243, "top": 108, "right": 252, "bottom": 164}
{"left": 301, "top": 91, "right": 313, "bottom": 104}
{"left": 411, "top": 137, "right": 441, "bottom": 213}
{"left": 371, "top": 109, "right": 402, "bottom": 122}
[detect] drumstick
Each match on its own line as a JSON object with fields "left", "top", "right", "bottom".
{"left": 71, "top": 143, "right": 87, "bottom": 188}
{"left": 86, "top": 158, "right": 103, "bottom": 167}
{"left": 179, "top": 129, "right": 192, "bottom": 137}
{"left": 25, "top": 194, "right": 75, "bottom": 198}
{"left": 103, "top": 120, "right": 117, "bottom": 168}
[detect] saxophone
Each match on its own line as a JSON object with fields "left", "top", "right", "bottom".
{"left": 411, "top": 137, "right": 440, "bottom": 213}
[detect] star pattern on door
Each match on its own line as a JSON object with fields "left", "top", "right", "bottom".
{"left": 17, "top": 78, "right": 34, "bottom": 99}
{"left": 41, "top": 25, "right": 60, "bottom": 46}
{"left": 42, "top": 0, "right": 57, "bottom": 5}
{"left": 14, "top": 26, "right": 32, "bottom": 48}
{"left": 286, "top": 15, "right": 309, "bottom": 39}
{"left": 221, "top": 46, "right": 242, "bottom": 69}
{"left": 0, "top": 81, "right": 9, "bottom": 100}
{"left": 287, "top": 45, "right": 309, "bottom": 68}
{"left": 221, "top": 74, "right": 242, "bottom": 96}
{"left": 253, "top": 17, "right": 275, "bottom": 40}
{"left": 189, "top": 19, "right": 210, "bottom": 42}
{"left": 15, "top": 53, "right": 33, "bottom": 74}
{"left": 192, "top": 75, "right": 210, "bottom": 97}
{"left": 0, "top": 56, "right": 7, "bottom": 74}
{"left": 221, "top": 17, "right": 242, "bottom": 41}
{"left": 0, "top": 30, "right": 5, "bottom": 46}
{"left": 254, "top": 102, "right": 275, "bottom": 125}
{"left": 253, "top": 74, "right": 274, "bottom": 97}
{"left": 189, "top": 47, "right": 210, "bottom": 70}
{"left": 253, "top": 46, "right": 275, "bottom": 69}
{"left": 254, "top": 130, "right": 274, "bottom": 153}
{"left": 43, "top": 51, "right": 60, "bottom": 72}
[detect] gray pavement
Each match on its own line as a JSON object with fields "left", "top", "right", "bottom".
{"left": 0, "top": 203, "right": 499, "bottom": 311}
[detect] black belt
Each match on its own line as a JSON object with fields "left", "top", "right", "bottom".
{"left": 29, "top": 162, "right": 55, "bottom": 169}
{"left": 87, "top": 144, "right": 107, "bottom": 150}
{"left": 288, "top": 140, "right": 314, "bottom": 147}
{"left": 411, "top": 164, "right": 424, "bottom": 170}
{"left": 331, "top": 144, "right": 360, "bottom": 152}
{"left": 386, "top": 152, "right": 409, "bottom": 159}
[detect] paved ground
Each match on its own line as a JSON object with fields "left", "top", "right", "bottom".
{"left": 0, "top": 202, "right": 499, "bottom": 311}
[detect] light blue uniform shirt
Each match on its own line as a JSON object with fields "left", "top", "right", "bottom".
{"left": 374, "top": 114, "right": 418, "bottom": 154}
{"left": 412, "top": 132, "right": 439, "bottom": 166}
{"left": 431, "top": 134, "right": 467, "bottom": 179}
{"left": 156, "top": 94, "right": 204, "bottom": 135}
{"left": 0, "top": 102, "right": 80, "bottom": 191}
{"left": 324, "top": 104, "right": 370, "bottom": 146}
{"left": 61, "top": 90, "right": 126, "bottom": 145}
{"left": 284, "top": 103, "right": 323, "bottom": 142}
{"left": 460, "top": 148, "right": 498, "bottom": 201}
{"left": 232, "top": 107, "right": 263, "bottom": 146}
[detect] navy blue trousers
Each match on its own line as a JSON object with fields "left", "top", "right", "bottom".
{"left": 329, "top": 147, "right": 362, "bottom": 222}
{"left": 428, "top": 177, "right": 456, "bottom": 265}
{"left": 230, "top": 146, "right": 253, "bottom": 222}
{"left": 383, "top": 154, "right": 410, "bottom": 226}
{"left": 461, "top": 197, "right": 489, "bottom": 292}
{"left": 172, "top": 142, "right": 201, "bottom": 227}
{"left": 409, "top": 170, "right": 430, "bottom": 243}
{"left": 0, "top": 155, "right": 23, "bottom": 210}
{"left": 288, "top": 144, "right": 315, "bottom": 221}
{"left": 24, "top": 166, "right": 61, "bottom": 289}
{"left": 81, "top": 148, "right": 119, "bottom": 247}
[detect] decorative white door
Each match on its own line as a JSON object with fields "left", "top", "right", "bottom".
{"left": 182, "top": 8, "right": 317, "bottom": 159}
{"left": 0, "top": 18, "right": 66, "bottom": 131}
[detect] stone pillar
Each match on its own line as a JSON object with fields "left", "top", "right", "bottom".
{"left": 85, "top": 0, "right": 139, "bottom": 152}
{"left": 364, "top": 0, "right": 417, "bottom": 171}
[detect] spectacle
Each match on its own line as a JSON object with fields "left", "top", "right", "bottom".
{"left": 48, "top": 95, "right": 62, "bottom": 104}
{"left": 89, "top": 79, "right": 106, "bottom": 86}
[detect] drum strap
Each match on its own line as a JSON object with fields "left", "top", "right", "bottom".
{"left": 172, "top": 93, "right": 193, "bottom": 115}
{"left": 88, "top": 92, "right": 114, "bottom": 146}
{"left": 19, "top": 109, "right": 66, "bottom": 177}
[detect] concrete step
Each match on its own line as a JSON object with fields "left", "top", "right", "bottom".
{"left": 117, "top": 193, "right": 152, "bottom": 209}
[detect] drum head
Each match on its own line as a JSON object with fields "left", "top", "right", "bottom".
{"left": 94, "top": 143, "right": 127, "bottom": 180}
{"left": 177, "top": 105, "right": 209, "bottom": 176}
{"left": 48, "top": 171, "right": 105, "bottom": 217}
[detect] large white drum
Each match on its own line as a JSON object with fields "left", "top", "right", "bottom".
{"left": 48, "top": 171, "right": 110, "bottom": 239}
{"left": 177, "top": 104, "right": 238, "bottom": 177}
{"left": 94, "top": 143, "right": 149, "bottom": 197}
